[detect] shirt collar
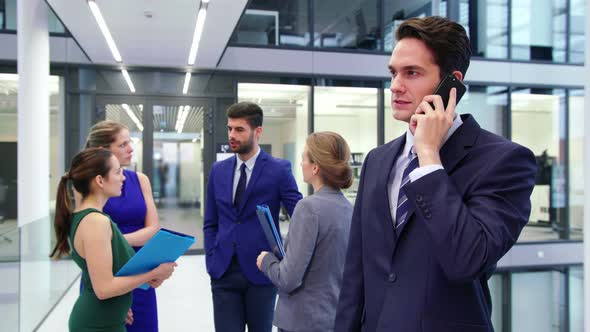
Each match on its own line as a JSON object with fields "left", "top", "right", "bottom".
{"left": 236, "top": 147, "right": 261, "bottom": 172}
{"left": 404, "top": 114, "right": 463, "bottom": 156}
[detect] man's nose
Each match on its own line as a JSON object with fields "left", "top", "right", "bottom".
{"left": 390, "top": 76, "right": 405, "bottom": 94}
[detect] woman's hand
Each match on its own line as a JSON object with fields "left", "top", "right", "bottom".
{"left": 256, "top": 251, "right": 269, "bottom": 270}
{"left": 148, "top": 278, "right": 164, "bottom": 288}
{"left": 125, "top": 309, "right": 134, "bottom": 325}
{"left": 151, "top": 262, "right": 177, "bottom": 281}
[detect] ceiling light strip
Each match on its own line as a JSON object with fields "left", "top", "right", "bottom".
{"left": 121, "top": 70, "right": 136, "bottom": 93}
{"left": 122, "top": 104, "right": 144, "bottom": 131}
{"left": 183, "top": 72, "right": 192, "bottom": 94}
{"left": 88, "top": 0, "right": 122, "bottom": 62}
{"left": 187, "top": 6, "right": 208, "bottom": 65}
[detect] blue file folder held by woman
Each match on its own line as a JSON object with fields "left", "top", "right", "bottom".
{"left": 256, "top": 205, "right": 286, "bottom": 260}
{"left": 116, "top": 228, "right": 195, "bottom": 289}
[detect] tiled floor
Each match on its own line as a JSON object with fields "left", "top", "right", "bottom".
{"left": 37, "top": 255, "right": 280, "bottom": 332}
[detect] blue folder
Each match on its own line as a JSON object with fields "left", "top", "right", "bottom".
{"left": 256, "top": 205, "right": 286, "bottom": 260}
{"left": 116, "top": 228, "right": 195, "bottom": 289}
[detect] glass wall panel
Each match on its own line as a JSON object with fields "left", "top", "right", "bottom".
{"left": 488, "top": 274, "right": 503, "bottom": 331}
{"left": 3, "top": 0, "right": 68, "bottom": 33}
{"left": 569, "top": 266, "right": 583, "bottom": 332}
{"left": 0, "top": 0, "right": 4, "bottom": 29}
{"left": 238, "top": 83, "right": 309, "bottom": 197}
{"left": 511, "top": 88, "right": 567, "bottom": 241}
{"left": 511, "top": 270, "right": 566, "bottom": 331}
{"left": 457, "top": 85, "right": 506, "bottom": 135}
{"left": 383, "top": 1, "right": 433, "bottom": 52}
{"left": 569, "top": 0, "right": 585, "bottom": 63}
{"left": 231, "top": 0, "right": 310, "bottom": 47}
{"left": 462, "top": 0, "right": 509, "bottom": 58}
{"left": 511, "top": 0, "right": 567, "bottom": 62}
{"left": 314, "top": 86, "right": 377, "bottom": 203}
{"left": 568, "top": 89, "right": 583, "bottom": 239}
{"left": 314, "top": 0, "right": 380, "bottom": 50}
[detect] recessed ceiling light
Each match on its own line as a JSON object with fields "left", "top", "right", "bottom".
{"left": 187, "top": 5, "right": 208, "bottom": 65}
{"left": 88, "top": 0, "right": 122, "bottom": 62}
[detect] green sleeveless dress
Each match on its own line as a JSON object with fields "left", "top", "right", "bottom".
{"left": 68, "top": 208, "right": 136, "bottom": 332}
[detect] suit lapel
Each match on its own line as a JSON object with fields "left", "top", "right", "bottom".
{"left": 377, "top": 136, "right": 406, "bottom": 250}
{"left": 396, "top": 114, "right": 480, "bottom": 237}
{"left": 238, "top": 150, "right": 268, "bottom": 212}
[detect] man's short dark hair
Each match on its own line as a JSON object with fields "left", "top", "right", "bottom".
{"left": 226, "top": 102, "right": 264, "bottom": 128}
{"left": 396, "top": 16, "right": 472, "bottom": 78}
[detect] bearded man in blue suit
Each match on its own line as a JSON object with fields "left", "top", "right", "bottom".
{"left": 335, "top": 17, "right": 537, "bottom": 332}
{"left": 204, "top": 102, "right": 302, "bottom": 332}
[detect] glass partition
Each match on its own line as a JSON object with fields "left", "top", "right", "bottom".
{"left": 231, "top": 0, "right": 310, "bottom": 47}
{"left": 383, "top": 0, "right": 433, "bottom": 52}
{"left": 511, "top": 88, "right": 567, "bottom": 241}
{"left": 569, "top": 266, "right": 583, "bottom": 331}
{"left": 568, "top": 89, "right": 584, "bottom": 240}
{"left": 313, "top": 0, "right": 380, "bottom": 50}
{"left": 456, "top": 85, "right": 507, "bottom": 136}
{"left": 314, "top": 85, "right": 377, "bottom": 203}
{"left": 461, "top": 0, "right": 509, "bottom": 59}
{"left": 569, "top": 0, "right": 585, "bottom": 63}
{"left": 510, "top": 0, "right": 566, "bottom": 62}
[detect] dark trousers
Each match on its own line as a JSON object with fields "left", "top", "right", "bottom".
{"left": 211, "top": 255, "right": 277, "bottom": 332}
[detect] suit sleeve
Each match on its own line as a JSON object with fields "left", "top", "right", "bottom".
{"left": 203, "top": 166, "right": 218, "bottom": 255}
{"left": 403, "top": 144, "right": 537, "bottom": 282}
{"left": 279, "top": 160, "right": 303, "bottom": 217}
{"left": 261, "top": 200, "right": 319, "bottom": 293}
{"left": 334, "top": 151, "right": 370, "bottom": 331}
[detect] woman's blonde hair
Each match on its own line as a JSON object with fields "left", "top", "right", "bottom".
{"left": 306, "top": 131, "right": 353, "bottom": 189}
{"left": 85, "top": 120, "right": 128, "bottom": 148}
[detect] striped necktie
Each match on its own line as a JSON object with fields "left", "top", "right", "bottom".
{"left": 395, "top": 151, "right": 419, "bottom": 228}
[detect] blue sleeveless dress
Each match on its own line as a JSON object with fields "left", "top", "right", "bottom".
{"left": 104, "top": 169, "right": 158, "bottom": 332}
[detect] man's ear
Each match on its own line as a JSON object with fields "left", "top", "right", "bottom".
{"left": 255, "top": 126, "right": 263, "bottom": 138}
{"left": 452, "top": 70, "right": 464, "bottom": 81}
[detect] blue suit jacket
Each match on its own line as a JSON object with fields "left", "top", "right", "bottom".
{"left": 204, "top": 149, "right": 302, "bottom": 285}
{"left": 335, "top": 115, "right": 537, "bottom": 332}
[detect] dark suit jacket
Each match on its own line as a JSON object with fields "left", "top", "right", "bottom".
{"left": 204, "top": 149, "right": 302, "bottom": 285}
{"left": 335, "top": 114, "right": 537, "bottom": 332}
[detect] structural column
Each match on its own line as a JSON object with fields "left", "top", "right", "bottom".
{"left": 17, "top": 0, "right": 49, "bottom": 227}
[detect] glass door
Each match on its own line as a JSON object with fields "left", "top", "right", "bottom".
{"left": 95, "top": 96, "right": 213, "bottom": 250}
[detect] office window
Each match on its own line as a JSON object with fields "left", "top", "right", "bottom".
{"left": 511, "top": 0, "right": 566, "bottom": 62}
{"left": 511, "top": 88, "right": 567, "bottom": 241}
{"left": 383, "top": 1, "right": 434, "bottom": 52}
{"left": 511, "top": 270, "right": 566, "bottom": 331}
{"left": 0, "top": 0, "right": 4, "bottom": 30}
{"left": 569, "top": 0, "right": 585, "bottom": 63}
{"left": 314, "top": 85, "right": 378, "bottom": 203}
{"left": 238, "top": 83, "right": 310, "bottom": 197}
{"left": 313, "top": 0, "right": 380, "bottom": 50}
{"left": 569, "top": 266, "right": 583, "bottom": 332}
{"left": 462, "top": 0, "right": 509, "bottom": 59}
{"left": 3, "top": 0, "right": 68, "bottom": 33}
{"left": 231, "top": 0, "right": 310, "bottom": 47}
{"left": 456, "top": 85, "right": 506, "bottom": 136}
{"left": 568, "top": 89, "right": 583, "bottom": 239}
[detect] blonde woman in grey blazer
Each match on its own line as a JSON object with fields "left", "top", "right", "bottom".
{"left": 256, "top": 132, "right": 353, "bottom": 332}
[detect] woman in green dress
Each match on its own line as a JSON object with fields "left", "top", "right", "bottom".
{"left": 50, "top": 147, "right": 176, "bottom": 332}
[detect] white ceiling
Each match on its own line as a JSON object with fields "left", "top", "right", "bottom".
{"left": 46, "top": 0, "right": 248, "bottom": 68}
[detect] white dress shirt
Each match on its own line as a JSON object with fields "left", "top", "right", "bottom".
{"left": 232, "top": 147, "right": 261, "bottom": 201}
{"left": 387, "top": 115, "right": 463, "bottom": 222}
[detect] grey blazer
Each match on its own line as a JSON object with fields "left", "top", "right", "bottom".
{"left": 261, "top": 186, "right": 353, "bottom": 332}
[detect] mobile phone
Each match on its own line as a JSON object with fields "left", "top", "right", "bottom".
{"left": 431, "top": 73, "right": 467, "bottom": 110}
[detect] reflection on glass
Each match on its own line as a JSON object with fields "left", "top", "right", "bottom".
{"left": 511, "top": 88, "right": 566, "bottom": 241}
{"left": 105, "top": 104, "right": 144, "bottom": 173}
{"left": 456, "top": 85, "right": 506, "bottom": 135}
{"left": 461, "top": 0, "right": 509, "bottom": 58}
{"left": 569, "top": 0, "right": 585, "bottom": 63}
{"left": 232, "top": 0, "right": 310, "bottom": 47}
{"left": 568, "top": 90, "right": 583, "bottom": 239}
{"left": 238, "top": 83, "right": 309, "bottom": 197}
{"left": 314, "top": 86, "right": 377, "bottom": 203}
{"left": 569, "top": 266, "right": 583, "bottom": 332}
{"left": 152, "top": 104, "right": 205, "bottom": 250}
{"left": 314, "top": 0, "right": 380, "bottom": 50}
{"left": 511, "top": 0, "right": 566, "bottom": 62}
{"left": 511, "top": 271, "right": 565, "bottom": 331}
{"left": 383, "top": 1, "right": 433, "bottom": 52}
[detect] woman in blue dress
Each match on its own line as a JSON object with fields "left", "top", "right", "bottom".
{"left": 85, "top": 120, "right": 161, "bottom": 332}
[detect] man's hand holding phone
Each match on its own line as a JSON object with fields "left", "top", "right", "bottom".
{"left": 411, "top": 73, "right": 466, "bottom": 167}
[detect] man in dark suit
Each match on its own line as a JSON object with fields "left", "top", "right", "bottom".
{"left": 335, "top": 17, "right": 537, "bottom": 331}
{"left": 204, "top": 101, "right": 302, "bottom": 332}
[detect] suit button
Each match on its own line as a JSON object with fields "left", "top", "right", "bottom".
{"left": 416, "top": 194, "right": 423, "bottom": 202}
{"left": 232, "top": 242, "right": 237, "bottom": 247}
{"left": 424, "top": 212, "right": 432, "bottom": 219}
{"left": 388, "top": 273, "right": 397, "bottom": 283}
